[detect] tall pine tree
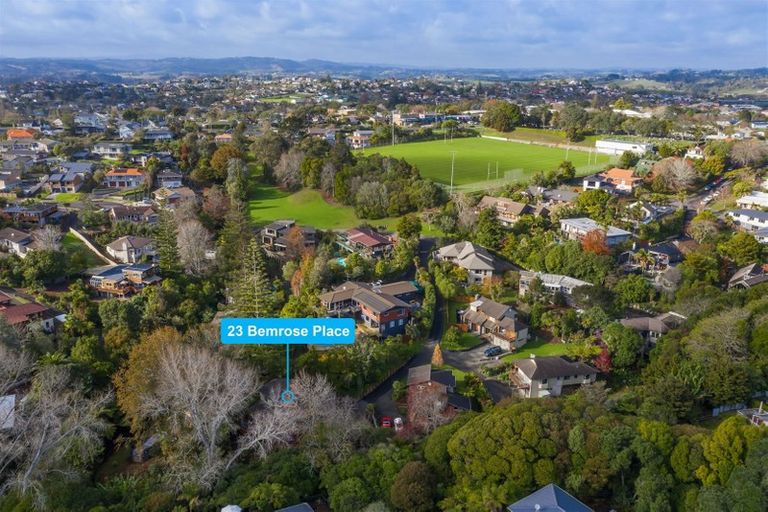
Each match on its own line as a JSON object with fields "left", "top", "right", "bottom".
{"left": 155, "top": 210, "right": 181, "bottom": 274}
{"left": 230, "top": 236, "right": 275, "bottom": 318}
{"left": 217, "top": 199, "right": 251, "bottom": 273}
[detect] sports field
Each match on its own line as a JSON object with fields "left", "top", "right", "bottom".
{"left": 363, "top": 137, "right": 611, "bottom": 189}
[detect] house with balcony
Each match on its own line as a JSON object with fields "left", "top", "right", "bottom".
{"left": 259, "top": 220, "right": 317, "bottom": 254}
{"left": 518, "top": 271, "right": 591, "bottom": 304}
{"left": 0, "top": 292, "right": 56, "bottom": 332}
{"left": 85, "top": 263, "right": 161, "bottom": 298}
{"left": 434, "top": 241, "right": 513, "bottom": 284}
{"left": 346, "top": 129, "right": 373, "bottom": 149}
{"left": 461, "top": 296, "right": 529, "bottom": 351}
{"left": 107, "top": 205, "right": 159, "bottom": 224}
{"left": 0, "top": 228, "right": 33, "bottom": 258}
{"left": 476, "top": 195, "right": 549, "bottom": 226}
{"left": 728, "top": 209, "right": 768, "bottom": 231}
{"left": 153, "top": 187, "right": 197, "bottom": 209}
{"left": 621, "top": 312, "right": 686, "bottom": 345}
{"left": 320, "top": 280, "right": 419, "bottom": 337}
{"left": 106, "top": 236, "right": 156, "bottom": 263}
{"left": 337, "top": 227, "right": 394, "bottom": 258}
{"left": 582, "top": 168, "right": 642, "bottom": 194}
{"left": 93, "top": 142, "right": 131, "bottom": 158}
{"left": 156, "top": 169, "right": 183, "bottom": 188}
{"left": 103, "top": 168, "right": 146, "bottom": 189}
{"left": 560, "top": 217, "right": 632, "bottom": 247}
{"left": 510, "top": 356, "right": 597, "bottom": 398}
{"left": 3, "top": 202, "right": 60, "bottom": 227}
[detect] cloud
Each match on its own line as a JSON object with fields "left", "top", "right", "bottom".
{"left": 0, "top": 0, "right": 765, "bottom": 69}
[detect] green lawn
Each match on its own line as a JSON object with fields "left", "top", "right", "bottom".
{"left": 248, "top": 183, "right": 402, "bottom": 230}
{"left": 501, "top": 337, "right": 570, "bottom": 361}
{"left": 47, "top": 192, "right": 83, "bottom": 203}
{"left": 363, "top": 137, "right": 611, "bottom": 187}
{"left": 62, "top": 232, "right": 104, "bottom": 270}
{"left": 435, "top": 364, "right": 470, "bottom": 393}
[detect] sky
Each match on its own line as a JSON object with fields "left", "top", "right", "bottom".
{"left": 0, "top": 0, "right": 766, "bottom": 69}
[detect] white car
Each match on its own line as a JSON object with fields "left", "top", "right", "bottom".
{"left": 394, "top": 417, "right": 404, "bottom": 431}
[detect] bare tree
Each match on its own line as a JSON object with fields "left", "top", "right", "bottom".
{"left": 408, "top": 385, "right": 449, "bottom": 434}
{"left": 139, "top": 344, "right": 293, "bottom": 489}
{"left": 320, "top": 161, "right": 337, "bottom": 196}
{"left": 32, "top": 226, "right": 61, "bottom": 252}
{"left": 274, "top": 148, "right": 305, "bottom": 191}
{"left": 454, "top": 193, "right": 478, "bottom": 232}
{"left": 0, "top": 367, "right": 112, "bottom": 508}
{"left": 653, "top": 157, "right": 696, "bottom": 192}
{"left": 202, "top": 185, "right": 229, "bottom": 222}
{"left": 0, "top": 344, "right": 33, "bottom": 397}
{"left": 730, "top": 140, "right": 768, "bottom": 168}
{"left": 177, "top": 219, "right": 213, "bottom": 275}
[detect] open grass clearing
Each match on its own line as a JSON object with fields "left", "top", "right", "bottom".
{"left": 363, "top": 137, "right": 611, "bottom": 187}
{"left": 501, "top": 336, "right": 571, "bottom": 361}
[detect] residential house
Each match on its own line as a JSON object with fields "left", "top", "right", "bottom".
{"left": 307, "top": 127, "right": 336, "bottom": 144}
{"left": 319, "top": 281, "right": 418, "bottom": 337}
{"left": 346, "top": 129, "right": 373, "bottom": 149}
{"left": 582, "top": 167, "right": 642, "bottom": 194}
{"left": 685, "top": 146, "right": 705, "bottom": 160}
{"left": 118, "top": 122, "right": 140, "bottom": 140}
{"left": 738, "top": 404, "right": 768, "bottom": 427}
{"left": 728, "top": 209, "right": 768, "bottom": 231}
{"left": 434, "top": 241, "right": 513, "bottom": 284}
{"left": 0, "top": 228, "right": 33, "bottom": 258}
{"left": 620, "top": 240, "right": 684, "bottom": 273}
{"left": 524, "top": 186, "right": 580, "bottom": 205}
{"left": 153, "top": 187, "right": 197, "bottom": 209}
{"left": 518, "top": 271, "right": 591, "bottom": 304}
{"left": 6, "top": 128, "right": 36, "bottom": 140}
{"left": 274, "top": 504, "right": 314, "bottom": 512}
{"left": 338, "top": 227, "right": 394, "bottom": 258}
{"left": 560, "top": 217, "right": 632, "bottom": 246}
{"left": 0, "top": 169, "right": 22, "bottom": 191}
{"left": 728, "top": 263, "right": 768, "bottom": 290}
{"left": 509, "top": 356, "right": 597, "bottom": 398}
{"left": 625, "top": 201, "right": 675, "bottom": 225}
{"left": 143, "top": 128, "right": 173, "bottom": 142}
{"left": 476, "top": 195, "right": 548, "bottom": 226}
{"left": 507, "top": 483, "right": 593, "bottom": 512}
{"left": 406, "top": 364, "right": 473, "bottom": 432}
{"left": 595, "top": 139, "right": 653, "bottom": 156}
{"left": 3, "top": 202, "right": 59, "bottom": 227}
{"left": 85, "top": 263, "right": 161, "bottom": 298}
{"left": 103, "top": 168, "right": 146, "bottom": 189}
{"left": 105, "top": 236, "right": 156, "bottom": 263}
{"left": 736, "top": 191, "right": 768, "bottom": 209}
{"left": 259, "top": 220, "right": 317, "bottom": 254}
{"left": 107, "top": 205, "right": 159, "bottom": 224}
{"left": 214, "top": 133, "right": 233, "bottom": 144}
{"left": 93, "top": 142, "right": 131, "bottom": 158}
{"left": 156, "top": 169, "right": 183, "bottom": 188}
{"left": 461, "top": 296, "right": 529, "bottom": 350}
{"left": 0, "top": 292, "right": 56, "bottom": 332}
{"left": 621, "top": 312, "right": 687, "bottom": 345}
{"left": 45, "top": 171, "right": 83, "bottom": 194}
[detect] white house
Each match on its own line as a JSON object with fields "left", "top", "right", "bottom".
{"left": 346, "top": 130, "right": 373, "bottom": 149}
{"left": 736, "top": 191, "right": 768, "bottom": 209}
{"left": 595, "top": 139, "right": 653, "bottom": 156}
{"left": 106, "top": 236, "right": 156, "bottom": 263}
{"left": 0, "top": 228, "right": 33, "bottom": 258}
{"left": 518, "top": 271, "right": 591, "bottom": 304}
{"left": 93, "top": 142, "right": 131, "bottom": 158}
{"left": 729, "top": 209, "right": 768, "bottom": 231}
{"left": 560, "top": 217, "right": 632, "bottom": 246}
{"left": 510, "top": 356, "right": 597, "bottom": 398}
{"left": 684, "top": 146, "right": 705, "bottom": 160}
{"left": 433, "top": 241, "right": 511, "bottom": 284}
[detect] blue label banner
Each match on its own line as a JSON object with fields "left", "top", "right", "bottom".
{"left": 220, "top": 317, "right": 356, "bottom": 345}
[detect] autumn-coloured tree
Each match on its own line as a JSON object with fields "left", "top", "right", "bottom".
{"left": 210, "top": 144, "right": 243, "bottom": 181}
{"left": 432, "top": 344, "right": 444, "bottom": 366}
{"left": 581, "top": 229, "right": 609, "bottom": 255}
{"left": 284, "top": 225, "right": 308, "bottom": 261}
{"left": 594, "top": 346, "right": 613, "bottom": 373}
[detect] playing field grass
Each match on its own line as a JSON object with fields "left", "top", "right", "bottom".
{"left": 363, "top": 137, "right": 611, "bottom": 187}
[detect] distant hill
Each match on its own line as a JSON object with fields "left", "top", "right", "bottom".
{"left": 0, "top": 57, "right": 765, "bottom": 87}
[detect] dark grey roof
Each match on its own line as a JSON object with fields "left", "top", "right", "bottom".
{"left": 648, "top": 242, "right": 683, "bottom": 263}
{"left": 446, "top": 392, "right": 474, "bottom": 411}
{"left": 514, "top": 357, "right": 597, "bottom": 380}
{"left": 275, "top": 504, "right": 313, "bottom": 512}
{"left": 430, "top": 369, "right": 456, "bottom": 389}
{"left": 731, "top": 209, "right": 768, "bottom": 221}
{"left": 507, "top": 483, "right": 593, "bottom": 512}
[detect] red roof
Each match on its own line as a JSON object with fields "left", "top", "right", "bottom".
{"left": 6, "top": 128, "right": 36, "bottom": 139}
{"left": 347, "top": 228, "right": 391, "bottom": 248}
{"left": 0, "top": 303, "right": 51, "bottom": 325}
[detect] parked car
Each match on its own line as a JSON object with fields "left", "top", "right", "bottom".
{"left": 380, "top": 416, "right": 392, "bottom": 428}
{"left": 394, "top": 417, "right": 404, "bottom": 431}
{"left": 484, "top": 346, "right": 502, "bottom": 357}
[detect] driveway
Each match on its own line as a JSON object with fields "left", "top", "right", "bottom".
{"left": 443, "top": 342, "right": 518, "bottom": 404}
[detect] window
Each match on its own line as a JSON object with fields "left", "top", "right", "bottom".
{"left": 399, "top": 319, "right": 404, "bottom": 326}
{"left": 389, "top": 320, "right": 395, "bottom": 328}
{"left": 542, "top": 378, "right": 548, "bottom": 384}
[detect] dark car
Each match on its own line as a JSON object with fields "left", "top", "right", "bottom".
{"left": 484, "top": 346, "right": 503, "bottom": 357}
